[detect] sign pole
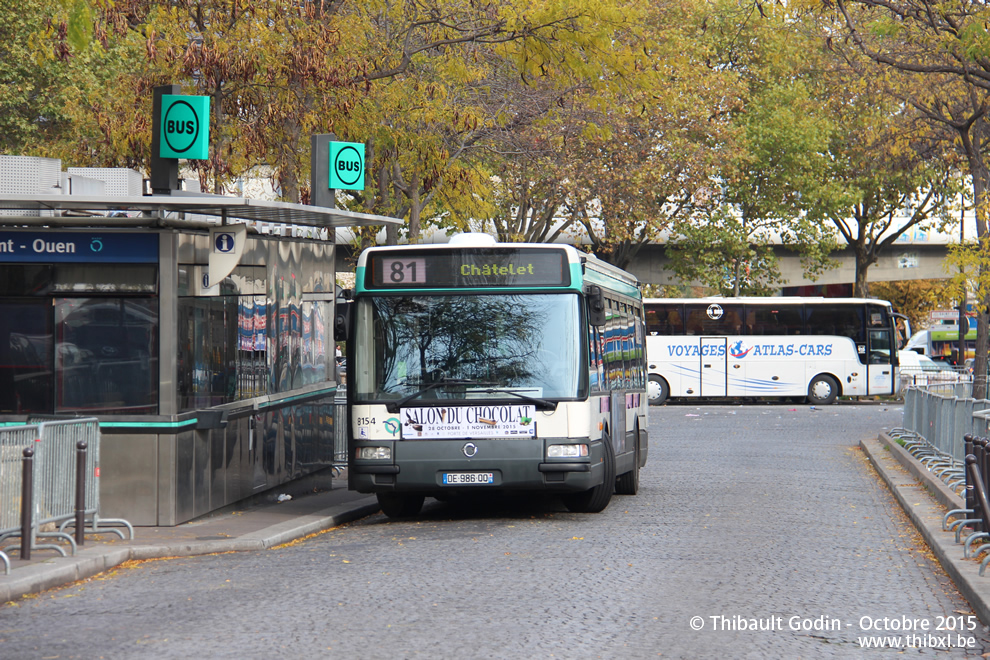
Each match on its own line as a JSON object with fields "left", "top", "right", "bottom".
{"left": 150, "top": 84, "right": 181, "bottom": 195}
{"left": 310, "top": 134, "right": 336, "bottom": 209}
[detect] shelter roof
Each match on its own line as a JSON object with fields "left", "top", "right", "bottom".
{"left": 0, "top": 190, "right": 401, "bottom": 229}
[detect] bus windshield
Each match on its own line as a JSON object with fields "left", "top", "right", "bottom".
{"left": 353, "top": 293, "right": 583, "bottom": 401}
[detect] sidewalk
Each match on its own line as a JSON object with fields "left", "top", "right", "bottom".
{"left": 0, "top": 471, "right": 380, "bottom": 603}
{"left": 863, "top": 433, "right": 990, "bottom": 627}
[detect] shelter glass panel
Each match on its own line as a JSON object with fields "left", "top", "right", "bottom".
{"left": 55, "top": 297, "right": 158, "bottom": 414}
{"left": 0, "top": 300, "right": 52, "bottom": 413}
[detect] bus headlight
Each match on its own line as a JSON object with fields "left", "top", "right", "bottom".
{"left": 356, "top": 446, "right": 391, "bottom": 460}
{"left": 547, "top": 444, "right": 589, "bottom": 458}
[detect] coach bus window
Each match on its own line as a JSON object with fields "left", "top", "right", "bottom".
{"left": 645, "top": 304, "right": 683, "bottom": 335}
{"left": 805, "top": 305, "right": 865, "bottom": 343}
{"left": 868, "top": 329, "right": 893, "bottom": 364}
{"left": 746, "top": 305, "right": 803, "bottom": 335}
{"left": 684, "top": 304, "right": 744, "bottom": 335}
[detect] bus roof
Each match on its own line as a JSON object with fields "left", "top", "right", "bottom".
{"left": 356, "top": 240, "right": 584, "bottom": 264}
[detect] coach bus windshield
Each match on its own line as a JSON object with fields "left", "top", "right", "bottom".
{"left": 353, "top": 293, "right": 583, "bottom": 402}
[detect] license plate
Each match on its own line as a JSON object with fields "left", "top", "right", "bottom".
{"left": 442, "top": 472, "right": 494, "bottom": 485}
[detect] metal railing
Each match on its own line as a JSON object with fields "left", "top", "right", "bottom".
{"left": 898, "top": 366, "right": 973, "bottom": 396}
{"left": 941, "top": 436, "right": 990, "bottom": 574}
{"left": 0, "top": 425, "right": 38, "bottom": 573}
{"left": 33, "top": 418, "right": 133, "bottom": 542}
{"left": 897, "top": 387, "right": 990, "bottom": 462}
{"left": 0, "top": 418, "right": 133, "bottom": 566}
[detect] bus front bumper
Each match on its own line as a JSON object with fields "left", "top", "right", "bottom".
{"left": 349, "top": 438, "right": 604, "bottom": 494}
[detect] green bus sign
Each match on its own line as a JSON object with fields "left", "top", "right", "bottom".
{"left": 160, "top": 95, "right": 210, "bottom": 160}
{"left": 329, "top": 141, "right": 365, "bottom": 190}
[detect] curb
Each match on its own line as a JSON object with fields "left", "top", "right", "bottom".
{"left": 862, "top": 434, "right": 990, "bottom": 627}
{"left": 0, "top": 496, "right": 379, "bottom": 603}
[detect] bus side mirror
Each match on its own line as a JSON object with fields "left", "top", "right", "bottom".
{"left": 587, "top": 286, "right": 606, "bottom": 327}
{"left": 334, "top": 300, "right": 351, "bottom": 341}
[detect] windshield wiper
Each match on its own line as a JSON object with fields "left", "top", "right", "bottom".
{"left": 386, "top": 378, "right": 495, "bottom": 412}
{"left": 480, "top": 388, "right": 556, "bottom": 411}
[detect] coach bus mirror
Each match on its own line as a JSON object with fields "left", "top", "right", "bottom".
{"left": 334, "top": 301, "right": 351, "bottom": 341}
{"left": 587, "top": 286, "right": 606, "bottom": 327}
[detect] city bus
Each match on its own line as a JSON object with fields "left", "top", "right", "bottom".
{"left": 643, "top": 297, "right": 904, "bottom": 405}
{"left": 339, "top": 234, "right": 648, "bottom": 518}
{"left": 903, "top": 318, "right": 977, "bottom": 365}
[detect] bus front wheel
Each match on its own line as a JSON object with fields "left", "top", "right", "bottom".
{"left": 564, "top": 433, "right": 615, "bottom": 513}
{"left": 377, "top": 492, "right": 425, "bottom": 518}
{"left": 807, "top": 375, "right": 839, "bottom": 406}
{"left": 648, "top": 375, "right": 669, "bottom": 406}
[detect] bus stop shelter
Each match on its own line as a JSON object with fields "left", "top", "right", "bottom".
{"left": 0, "top": 183, "right": 399, "bottom": 525}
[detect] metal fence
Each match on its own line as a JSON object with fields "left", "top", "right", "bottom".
{"left": 0, "top": 418, "right": 133, "bottom": 567}
{"left": 31, "top": 418, "right": 133, "bottom": 542}
{"left": 0, "top": 424, "right": 38, "bottom": 573}
{"left": 899, "top": 387, "right": 990, "bottom": 462}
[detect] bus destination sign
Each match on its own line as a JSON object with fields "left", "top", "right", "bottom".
{"left": 367, "top": 248, "right": 570, "bottom": 289}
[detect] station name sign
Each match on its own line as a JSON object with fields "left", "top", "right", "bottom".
{"left": 0, "top": 232, "right": 158, "bottom": 263}
{"left": 366, "top": 248, "right": 570, "bottom": 289}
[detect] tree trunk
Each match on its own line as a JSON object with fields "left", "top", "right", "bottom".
{"left": 407, "top": 186, "right": 422, "bottom": 243}
{"left": 961, "top": 128, "right": 990, "bottom": 398}
{"left": 853, "top": 253, "right": 870, "bottom": 298}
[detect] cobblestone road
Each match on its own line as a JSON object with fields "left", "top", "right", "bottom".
{"left": 2, "top": 402, "right": 987, "bottom": 659}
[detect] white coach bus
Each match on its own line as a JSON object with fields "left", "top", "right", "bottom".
{"left": 643, "top": 297, "right": 904, "bottom": 405}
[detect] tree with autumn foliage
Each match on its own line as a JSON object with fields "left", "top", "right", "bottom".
{"left": 870, "top": 279, "right": 959, "bottom": 336}
{"left": 665, "top": 2, "right": 838, "bottom": 295}
{"left": 800, "top": 43, "right": 964, "bottom": 298}
{"left": 821, "top": 0, "right": 990, "bottom": 395}
{"left": 482, "top": 0, "right": 738, "bottom": 268}
{"left": 336, "top": 0, "right": 681, "bottom": 246}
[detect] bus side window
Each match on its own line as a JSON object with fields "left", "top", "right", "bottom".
{"left": 645, "top": 304, "right": 682, "bottom": 335}
{"left": 588, "top": 324, "right": 603, "bottom": 392}
{"left": 806, "top": 305, "right": 864, "bottom": 342}
{"left": 747, "top": 305, "right": 803, "bottom": 336}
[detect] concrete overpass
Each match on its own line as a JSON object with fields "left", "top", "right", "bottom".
{"left": 335, "top": 238, "right": 957, "bottom": 291}
{"left": 625, "top": 241, "right": 955, "bottom": 289}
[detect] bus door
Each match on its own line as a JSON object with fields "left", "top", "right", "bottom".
{"left": 866, "top": 328, "right": 895, "bottom": 395}
{"left": 700, "top": 337, "right": 727, "bottom": 396}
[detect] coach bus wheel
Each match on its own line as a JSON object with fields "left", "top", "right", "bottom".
{"left": 377, "top": 492, "right": 425, "bottom": 518}
{"left": 647, "top": 375, "right": 669, "bottom": 406}
{"left": 563, "top": 433, "right": 615, "bottom": 513}
{"left": 807, "top": 375, "right": 839, "bottom": 406}
{"left": 615, "top": 434, "right": 639, "bottom": 496}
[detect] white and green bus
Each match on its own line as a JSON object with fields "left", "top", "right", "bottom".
{"left": 339, "top": 234, "right": 648, "bottom": 517}
{"left": 644, "top": 296, "right": 904, "bottom": 405}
